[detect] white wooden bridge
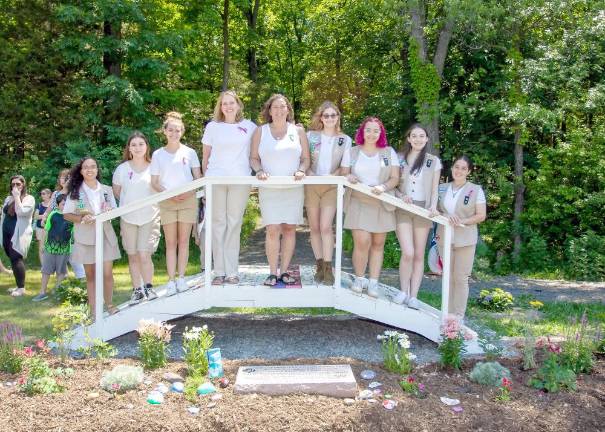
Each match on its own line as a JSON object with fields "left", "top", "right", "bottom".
{"left": 72, "top": 176, "right": 481, "bottom": 353}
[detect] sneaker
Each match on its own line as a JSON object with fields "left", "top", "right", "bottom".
{"left": 165, "top": 280, "right": 177, "bottom": 296}
{"left": 32, "top": 293, "right": 48, "bottom": 302}
{"left": 129, "top": 287, "right": 145, "bottom": 305}
{"left": 351, "top": 277, "right": 364, "bottom": 293}
{"left": 367, "top": 281, "right": 379, "bottom": 298}
{"left": 392, "top": 291, "right": 409, "bottom": 305}
{"left": 176, "top": 277, "right": 189, "bottom": 293}
{"left": 144, "top": 284, "right": 158, "bottom": 300}
{"left": 10, "top": 288, "right": 25, "bottom": 297}
{"left": 407, "top": 297, "right": 420, "bottom": 310}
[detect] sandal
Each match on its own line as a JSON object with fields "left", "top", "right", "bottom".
{"left": 106, "top": 304, "right": 119, "bottom": 315}
{"left": 280, "top": 273, "right": 296, "bottom": 285}
{"left": 10, "top": 288, "right": 25, "bottom": 297}
{"left": 263, "top": 274, "right": 278, "bottom": 286}
{"left": 224, "top": 275, "right": 240, "bottom": 285}
{"left": 212, "top": 276, "right": 225, "bottom": 286}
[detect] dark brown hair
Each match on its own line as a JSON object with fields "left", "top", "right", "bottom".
{"left": 401, "top": 123, "right": 430, "bottom": 175}
{"left": 122, "top": 131, "right": 151, "bottom": 162}
{"left": 261, "top": 94, "right": 294, "bottom": 124}
{"left": 7, "top": 175, "right": 27, "bottom": 216}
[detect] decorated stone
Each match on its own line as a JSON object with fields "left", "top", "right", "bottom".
{"left": 163, "top": 372, "right": 184, "bottom": 383}
{"left": 197, "top": 382, "right": 216, "bottom": 395}
{"left": 188, "top": 406, "right": 200, "bottom": 415}
{"left": 210, "top": 393, "right": 223, "bottom": 401}
{"left": 360, "top": 370, "right": 376, "bottom": 380}
{"left": 171, "top": 382, "right": 184, "bottom": 393}
{"left": 218, "top": 377, "right": 230, "bottom": 388}
{"left": 368, "top": 381, "right": 382, "bottom": 389}
{"left": 147, "top": 391, "right": 164, "bottom": 405}
{"left": 155, "top": 383, "right": 169, "bottom": 394}
{"left": 383, "top": 399, "right": 397, "bottom": 410}
{"left": 358, "top": 389, "right": 373, "bottom": 400}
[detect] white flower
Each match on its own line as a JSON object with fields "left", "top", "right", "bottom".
{"left": 407, "top": 352, "right": 417, "bottom": 361}
{"left": 399, "top": 339, "right": 411, "bottom": 349}
{"left": 377, "top": 335, "right": 385, "bottom": 341}
{"left": 485, "top": 343, "right": 496, "bottom": 351}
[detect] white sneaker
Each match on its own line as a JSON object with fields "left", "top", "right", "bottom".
{"left": 176, "top": 277, "right": 189, "bottom": 293}
{"left": 351, "top": 277, "right": 364, "bottom": 293}
{"left": 367, "top": 281, "right": 379, "bottom": 298}
{"left": 392, "top": 291, "right": 409, "bottom": 305}
{"left": 165, "top": 280, "right": 177, "bottom": 296}
{"left": 407, "top": 297, "right": 420, "bottom": 310}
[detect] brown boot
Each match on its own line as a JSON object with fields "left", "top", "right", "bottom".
{"left": 322, "top": 260, "right": 335, "bottom": 285}
{"left": 314, "top": 259, "right": 324, "bottom": 283}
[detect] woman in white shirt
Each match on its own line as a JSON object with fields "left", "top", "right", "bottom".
{"left": 341, "top": 117, "right": 399, "bottom": 297}
{"left": 393, "top": 124, "right": 441, "bottom": 309}
{"left": 113, "top": 131, "right": 161, "bottom": 304}
{"left": 202, "top": 91, "right": 256, "bottom": 285}
{"left": 305, "top": 101, "right": 352, "bottom": 286}
{"left": 436, "top": 155, "right": 486, "bottom": 319}
{"left": 150, "top": 112, "right": 202, "bottom": 295}
{"left": 250, "top": 94, "right": 310, "bottom": 286}
{"left": 63, "top": 157, "right": 121, "bottom": 315}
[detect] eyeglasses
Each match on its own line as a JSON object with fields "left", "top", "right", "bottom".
{"left": 322, "top": 113, "right": 338, "bottom": 119}
{"left": 82, "top": 165, "right": 98, "bottom": 171}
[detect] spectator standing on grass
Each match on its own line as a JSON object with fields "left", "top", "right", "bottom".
{"left": 436, "top": 155, "right": 486, "bottom": 319}
{"left": 34, "top": 188, "right": 52, "bottom": 265}
{"left": 341, "top": 117, "right": 399, "bottom": 297}
{"left": 44, "top": 169, "right": 86, "bottom": 280}
{"left": 63, "top": 157, "right": 121, "bottom": 316}
{"left": 33, "top": 193, "right": 73, "bottom": 302}
{"left": 1, "top": 175, "right": 35, "bottom": 297}
{"left": 249, "top": 94, "right": 310, "bottom": 286}
{"left": 305, "top": 101, "right": 352, "bottom": 286}
{"left": 113, "top": 131, "right": 160, "bottom": 305}
{"left": 201, "top": 90, "right": 256, "bottom": 285}
{"left": 150, "top": 112, "right": 202, "bottom": 295}
{"left": 393, "top": 124, "right": 441, "bottom": 309}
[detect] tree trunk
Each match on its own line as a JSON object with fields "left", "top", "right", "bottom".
{"left": 221, "top": 0, "right": 230, "bottom": 91}
{"left": 103, "top": 21, "right": 121, "bottom": 77}
{"left": 243, "top": 0, "right": 261, "bottom": 117}
{"left": 512, "top": 126, "right": 525, "bottom": 263}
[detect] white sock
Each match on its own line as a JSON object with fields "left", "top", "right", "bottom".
{"left": 368, "top": 278, "right": 378, "bottom": 286}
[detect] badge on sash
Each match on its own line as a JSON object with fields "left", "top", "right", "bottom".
{"left": 464, "top": 196, "right": 470, "bottom": 205}
{"left": 426, "top": 159, "right": 432, "bottom": 168}
{"left": 337, "top": 137, "right": 345, "bottom": 146}
{"left": 382, "top": 155, "right": 390, "bottom": 166}
{"left": 289, "top": 134, "right": 295, "bottom": 142}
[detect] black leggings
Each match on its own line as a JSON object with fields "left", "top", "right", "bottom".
{"left": 3, "top": 236, "right": 25, "bottom": 288}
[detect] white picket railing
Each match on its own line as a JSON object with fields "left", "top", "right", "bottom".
{"left": 91, "top": 175, "right": 453, "bottom": 340}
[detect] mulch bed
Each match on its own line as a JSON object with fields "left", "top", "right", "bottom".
{"left": 1, "top": 356, "right": 604, "bottom": 432}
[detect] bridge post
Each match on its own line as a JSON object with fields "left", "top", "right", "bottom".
{"left": 94, "top": 218, "right": 104, "bottom": 339}
{"left": 334, "top": 180, "right": 344, "bottom": 290}
{"left": 204, "top": 183, "right": 213, "bottom": 296}
{"left": 441, "top": 223, "right": 453, "bottom": 321}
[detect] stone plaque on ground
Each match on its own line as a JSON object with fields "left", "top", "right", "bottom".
{"left": 234, "top": 364, "right": 357, "bottom": 397}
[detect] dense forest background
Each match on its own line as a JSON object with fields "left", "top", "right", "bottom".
{"left": 1, "top": 0, "right": 604, "bottom": 280}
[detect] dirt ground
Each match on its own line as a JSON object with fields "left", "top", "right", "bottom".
{"left": 1, "top": 356, "right": 603, "bottom": 432}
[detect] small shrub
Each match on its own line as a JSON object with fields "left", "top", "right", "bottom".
{"left": 560, "top": 312, "right": 595, "bottom": 374}
{"left": 438, "top": 317, "right": 472, "bottom": 370}
{"left": 137, "top": 319, "right": 174, "bottom": 370}
{"left": 529, "top": 354, "right": 576, "bottom": 393}
{"left": 522, "top": 328, "right": 537, "bottom": 370}
{"left": 469, "top": 361, "right": 511, "bottom": 387}
{"left": 476, "top": 329, "right": 504, "bottom": 361}
{"left": 51, "top": 303, "right": 90, "bottom": 361}
{"left": 100, "top": 365, "right": 144, "bottom": 393}
{"left": 79, "top": 338, "right": 117, "bottom": 362}
{"left": 477, "top": 288, "right": 514, "bottom": 312}
{"left": 19, "top": 355, "right": 63, "bottom": 396}
{"left": 184, "top": 374, "right": 205, "bottom": 403}
{"left": 399, "top": 376, "right": 427, "bottom": 398}
{"left": 183, "top": 325, "right": 214, "bottom": 378}
{"left": 54, "top": 277, "right": 88, "bottom": 305}
{"left": 0, "top": 322, "right": 24, "bottom": 374}
{"left": 378, "top": 330, "right": 415, "bottom": 375}
{"left": 565, "top": 232, "right": 605, "bottom": 281}
{"left": 519, "top": 235, "right": 554, "bottom": 273}
{"left": 495, "top": 377, "right": 512, "bottom": 402}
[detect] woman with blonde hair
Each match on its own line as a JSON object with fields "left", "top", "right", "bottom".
{"left": 150, "top": 112, "right": 202, "bottom": 295}
{"left": 201, "top": 90, "right": 256, "bottom": 285}
{"left": 305, "top": 101, "right": 352, "bottom": 285}
{"left": 250, "top": 94, "right": 310, "bottom": 286}
{"left": 113, "top": 131, "right": 161, "bottom": 304}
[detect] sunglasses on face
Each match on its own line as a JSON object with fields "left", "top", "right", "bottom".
{"left": 11, "top": 183, "right": 22, "bottom": 187}
{"left": 322, "top": 113, "right": 338, "bottom": 119}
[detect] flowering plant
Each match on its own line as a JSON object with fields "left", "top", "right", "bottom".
{"left": 137, "top": 319, "right": 174, "bottom": 369}
{"left": 0, "top": 322, "right": 24, "bottom": 374}
{"left": 18, "top": 340, "right": 64, "bottom": 396}
{"left": 495, "top": 377, "right": 512, "bottom": 402}
{"left": 182, "top": 325, "right": 214, "bottom": 377}
{"left": 438, "top": 316, "right": 472, "bottom": 370}
{"left": 377, "top": 330, "right": 415, "bottom": 375}
{"left": 399, "top": 375, "right": 427, "bottom": 398}
{"left": 477, "top": 288, "right": 514, "bottom": 311}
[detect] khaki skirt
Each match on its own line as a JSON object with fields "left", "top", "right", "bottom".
{"left": 259, "top": 185, "right": 304, "bottom": 226}
{"left": 344, "top": 191, "right": 396, "bottom": 233}
{"left": 72, "top": 235, "right": 121, "bottom": 265}
{"left": 395, "top": 200, "right": 432, "bottom": 229}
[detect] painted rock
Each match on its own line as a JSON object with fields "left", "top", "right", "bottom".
{"left": 188, "top": 406, "right": 200, "bottom": 415}
{"left": 218, "top": 377, "right": 230, "bottom": 388}
{"left": 197, "top": 382, "right": 216, "bottom": 395}
{"left": 171, "top": 382, "right": 184, "bottom": 393}
{"left": 163, "top": 372, "right": 184, "bottom": 383}
{"left": 360, "top": 370, "right": 376, "bottom": 380}
{"left": 383, "top": 399, "right": 397, "bottom": 410}
{"left": 147, "top": 391, "right": 164, "bottom": 405}
{"left": 155, "top": 384, "right": 169, "bottom": 394}
{"left": 358, "top": 389, "right": 373, "bottom": 400}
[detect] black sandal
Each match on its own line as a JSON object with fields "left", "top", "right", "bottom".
{"left": 280, "top": 272, "right": 296, "bottom": 285}
{"left": 264, "top": 274, "right": 278, "bottom": 286}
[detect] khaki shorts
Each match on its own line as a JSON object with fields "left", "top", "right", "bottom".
{"left": 304, "top": 184, "right": 337, "bottom": 208}
{"left": 395, "top": 200, "right": 432, "bottom": 229}
{"left": 120, "top": 218, "right": 161, "bottom": 255}
{"left": 159, "top": 194, "right": 198, "bottom": 225}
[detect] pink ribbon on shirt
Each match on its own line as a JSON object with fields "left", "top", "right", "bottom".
{"left": 237, "top": 126, "right": 248, "bottom": 134}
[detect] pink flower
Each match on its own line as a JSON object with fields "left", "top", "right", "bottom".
{"left": 17, "top": 376, "right": 25, "bottom": 386}
{"left": 418, "top": 383, "right": 425, "bottom": 392}
{"left": 407, "top": 376, "right": 415, "bottom": 383}
{"left": 22, "top": 346, "right": 35, "bottom": 357}
{"left": 502, "top": 377, "right": 512, "bottom": 389}
{"left": 112, "top": 383, "right": 121, "bottom": 391}
{"left": 35, "top": 339, "right": 46, "bottom": 350}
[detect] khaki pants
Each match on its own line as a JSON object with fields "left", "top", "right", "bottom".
{"left": 439, "top": 244, "right": 476, "bottom": 317}
{"left": 211, "top": 184, "right": 250, "bottom": 277}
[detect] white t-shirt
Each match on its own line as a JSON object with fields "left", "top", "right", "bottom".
{"left": 309, "top": 133, "right": 352, "bottom": 175}
{"left": 258, "top": 123, "right": 302, "bottom": 176}
{"left": 352, "top": 148, "right": 398, "bottom": 187}
{"left": 63, "top": 183, "right": 117, "bottom": 216}
{"left": 112, "top": 161, "right": 160, "bottom": 226}
{"left": 442, "top": 183, "right": 486, "bottom": 215}
{"left": 149, "top": 145, "right": 200, "bottom": 190}
{"left": 202, "top": 120, "right": 257, "bottom": 177}
{"left": 402, "top": 157, "right": 442, "bottom": 200}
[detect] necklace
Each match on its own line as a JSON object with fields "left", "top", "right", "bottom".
{"left": 270, "top": 123, "right": 288, "bottom": 140}
{"left": 450, "top": 182, "right": 467, "bottom": 198}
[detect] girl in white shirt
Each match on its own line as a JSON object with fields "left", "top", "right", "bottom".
{"left": 305, "top": 101, "right": 352, "bottom": 286}
{"left": 394, "top": 124, "right": 441, "bottom": 309}
{"left": 113, "top": 131, "right": 161, "bottom": 304}
{"left": 341, "top": 117, "right": 399, "bottom": 297}
{"left": 202, "top": 91, "right": 256, "bottom": 285}
{"left": 150, "top": 112, "right": 202, "bottom": 295}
